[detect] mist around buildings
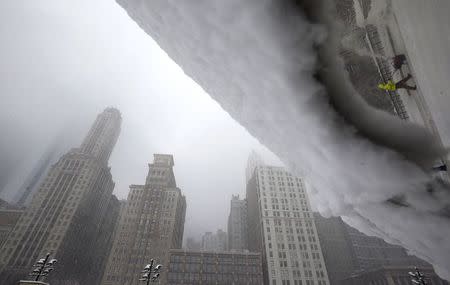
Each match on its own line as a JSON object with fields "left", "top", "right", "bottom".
{"left": 1, "top": 0, "right": 450, "bottom": 285}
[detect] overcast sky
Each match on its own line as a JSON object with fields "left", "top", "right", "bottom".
{"left": 0, "top": 0, "right": 282, "bottom": 240}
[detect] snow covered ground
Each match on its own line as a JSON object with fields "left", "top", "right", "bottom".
{"left": 117, "top": 0, "right": 450, "bottom": 279}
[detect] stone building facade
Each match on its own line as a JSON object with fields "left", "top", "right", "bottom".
{"left": 227, "top": 195, "right": 248, "bottom": 252}
{"left": 0, "top": 206, "right": 23, "bottom": 249}
{"left": 246, "top": 158, "right": 330, "bottom": 285}
{"left": 314, "top": 213, "right": 438, "bottom": 285}
{"left": 0, "top": 108, "right": 122, "bottom": 285}
{"left": 100, "top": 154, "right": 186, "bottom": 285}
{"left": 342, "top": 266, "right": 449, "bottom": 285}
{"left": 201, "top": 229, "right": 227, "bottom": 252}
{"left": 166, "top": 249, "right": 263, "bottom": 285}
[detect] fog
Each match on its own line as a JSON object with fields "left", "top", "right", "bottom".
{"left": 1, "top": 0, "right": 449, "bottom": 281}
{"left": 0, "top": 0, "right": 281, "bottom": 240}
{"left": 117, "top": 0, "right": 450, "bottom": 278}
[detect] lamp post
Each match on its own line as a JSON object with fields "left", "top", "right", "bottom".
{"left": 408, "top": 267, "right": 427, "bottom": 285}
{"left": 139, "top": 259, "right": 162, "bottom": 285}
{"left": 29, "top": 253, "right": 57, "bottom": 282}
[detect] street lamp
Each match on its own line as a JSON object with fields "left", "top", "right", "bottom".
{"left": 408, "top": 267, "right": 427, "bottom": 285}
{"left": 139, "top": 259, "right": 162, "bottom": 284}
{"left": 29, "top": 253, "right": 57, "bottom": 281}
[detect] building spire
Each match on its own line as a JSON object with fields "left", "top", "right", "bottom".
{"left": 245, "top": 150, "right": 264, "bottom": 184}
{"left": 79, "top": 108, "right": 121, "bottom": 164}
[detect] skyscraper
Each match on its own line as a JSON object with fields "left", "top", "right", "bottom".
{"left": 246, "top": 150, "right": 264, "bottom": 185}
{"left": 227, "top": 194, "right": 248, "bottom": 251}
{"left": 13, "top": 144, "right": 60, "bottom": 207}
{"left": 246, "top": 156, "right": 330, "bottom": 285}
{"left": 0, "top": 147, "right": 20, "bottom": 197}
{"left": 0, "top": 108, "right": 122, "bottom": 285}
{"left": 91, "top": 195, "right": 121, "bottom": 285}
{"left": 100, "top": 154, "right": 186, "bottom": 285}
{"left": 312, "top": 214, "right": 358, "bottom": 285}
{"left": 80, "top": 108, "right": 122, "bottom": 164}
{"left": 185, "top": 237, "right": 202, "bottom": 251}
{"left": 201, "top": 229, "right": 228, "bottom": 252}
{"left": 313, "top": 213, "right": 434, "bottom": 284}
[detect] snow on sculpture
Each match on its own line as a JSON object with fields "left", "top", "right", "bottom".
{"left": 117, "top": 0, "right": 450, "bottom": 278}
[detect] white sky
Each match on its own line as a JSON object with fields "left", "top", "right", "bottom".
{"left": 0, "top": 0, "right": 281, "bottom": 239}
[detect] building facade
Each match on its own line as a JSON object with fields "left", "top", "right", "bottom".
{"left": 185, "top": 237, "right": 201, "bottom": 251}
{"left": 344, "top": 222, "right": 429, "bottom": 271}
{"left": 90, "top": 195, "right": 121, "bottom": 285}
{"left": 341, "top": 266, "right": 449, "bottom": 285}
{"left": 0, "top": 206, "right": 23, "bottom": 249}
{"left": 246, "top": 158, "right": 330, "bottom": 285}
{"left": 13, "top": 143, "right": 61, "bottom": 207}
{"left": 313, "top": 214, "right": 359, "bottom": 285}
{"left": 201, "top": 229, "right": 227, "bottom": 252}
{"left": 0, "top": 108, "right": 122, "bottom": 285}
{"left": 314, "top": 213, "right": 435, "bottom": 284}
{"left": 166, "top": 249, "right": 263, "bottom": 285}
{"left": 100, "top": 154, "right": 186, "bottom": 285}
{"left": 227, "top": 195, "right": 248, "bottom": 251}
{"left": 79, "top": 108, "right": 122, "bottom": 165}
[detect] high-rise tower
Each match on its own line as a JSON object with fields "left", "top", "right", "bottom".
{"left": 80, "top": 107, "right": 121, "bottom": 164}
{"left": 246, "top": 155, "right": 330, "bottom": 285}
{"left": 101, "top": 154, "right": 186, "bottom": 285}
{"left": 0, "top": 108, "right": 122, "bottom": 285}
{"left": 313, "top": 213, "right": 436, "bottom": 285}
{"left": 13, "top": 144, "right": 60, "bottom": 207}
{"left": 227, "top": 195, "right": 248, "bottom": 251}
{"left": 246, "top": 150, "right": 264, "bottom": 185}
{"left": 201, "top": 229, "right": 227, "bottom": 252}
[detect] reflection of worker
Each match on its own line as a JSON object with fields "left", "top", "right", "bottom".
{"left": 392, "top": 54, "right": 407, "bottom": 70}
{"left": 378, "top": 74, "right": 417, "bottom": 91}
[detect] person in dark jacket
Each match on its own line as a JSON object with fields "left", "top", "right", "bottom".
{"left": 392, "top": 54, "right": 407, "bottom": 70}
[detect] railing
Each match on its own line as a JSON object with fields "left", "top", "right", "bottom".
{"left": 364, "top": 25, "right": 409, "bottom": 120}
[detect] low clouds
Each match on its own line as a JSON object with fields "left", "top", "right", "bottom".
{"left": 0, "top": 0, "right": 279, "bottom": 238}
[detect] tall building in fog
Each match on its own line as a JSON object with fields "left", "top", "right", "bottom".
{"left": 314, "top": 214, "right": 434, "bottom": 284}
{"left": 185, "top": 237, "right": 201, "bottom": 251}
{"left": 79, "top": 108, "right": 122, "bottom": 164}
{"left": 312, "top": 214, "right": 358, "bottom": 285}
{"left": 101, "top": 154, "right": 186, "bottom": 285}
{"left": 0, "top": 154, "right": 20, "bottom": 197}
{"left": 246, "top": 151, "right": 264, "bottom": 184}
{"left": 246, "top": 156, "right": 330, "bottom": 285}
{"left": 201, "top": 229, "right": 228, "bottom": 252}
{"left": 13, "top": 144, "right": 60, "bottom": 207}
{"left": 227, "top": 194, "right": 248, "bottom": 251}
{"left": 91, "top": 195, "right": 121, "bottom": 285}
{"left": 0, "top": 108, "right": 122, "bottom": 285}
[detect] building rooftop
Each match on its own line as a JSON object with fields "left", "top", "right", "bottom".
{"left": 169, "top": 249, "right": 260, "bottom": 256}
